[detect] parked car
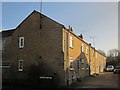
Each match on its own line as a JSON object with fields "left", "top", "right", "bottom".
{"left": 106, "top": 65, "right": 114, "bottom": 72}
{"left": 113, "top": 66, "right": 120, "bottom": 74}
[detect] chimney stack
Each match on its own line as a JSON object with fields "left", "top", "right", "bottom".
{"left": 69, "top": 25, "right": 73, "bottom": 32}
{"left": 69, "top": 25, "right": 71, "bottom": 30}
{"left": 78, "top": 34, "right": 83, "bottom": 39}
{"left": 71, "top": 27, "right": 73, "bottom": 32}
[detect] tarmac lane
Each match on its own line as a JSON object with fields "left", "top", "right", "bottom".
{"left": 1, "top": 72, "right": 120, "bottom": 89}
{"left": 71, "top": 72, "right": 119, "bottom": 88}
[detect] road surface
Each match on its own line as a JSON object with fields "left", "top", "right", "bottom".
{"left": 2, "top": 72, "right": 120, "bottom": 89}
{"left": 70, "top": 72, "right": 119, "bottom": 88}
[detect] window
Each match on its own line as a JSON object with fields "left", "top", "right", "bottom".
{"left": 18, "top": 60, "right": 23, "bottom": 71}
{"left": 19, "top": 37, "right": 24, "bottom": 48}
{"left": 86, "top": 46, "right": 88, "bottom": 55}
{"left": 77, "top": 60, "right": 80, "bottom": 70}
{"left": 70, "top": 36, "right": 73, "bottom": 48}
{"left": 86, "top": 64, "right": 89, "bottom": 69}
{"left": 70, "top": 57, "right": 74, "bottom": 70}
{"left": 81, "top": 44, "right": 84, "bottom": 53}
{"left": 81, "top": 59, "right": 84, "bottom": 69}
{"left": 2, "top": 40, "right": 6, "bottom": 50}
{"left": 81, "top": 59, "right": 84, "bottom": 64}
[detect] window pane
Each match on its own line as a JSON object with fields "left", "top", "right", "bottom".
{"left": 18, "top": 60, "right": 23, "bottom": 71}
{"left": 81, "top": 59, "right": 84, "bottom": 69}
{"left": 21, "top": 39, "right": 23, "bottom": 46}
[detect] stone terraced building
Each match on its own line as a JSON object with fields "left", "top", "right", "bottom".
{"left": 1, "top": 10, "right": 106, "bottom": 88}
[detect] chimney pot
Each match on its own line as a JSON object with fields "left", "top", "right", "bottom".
{"left": 89, "top": 43, "right": 91, "bottom": 46}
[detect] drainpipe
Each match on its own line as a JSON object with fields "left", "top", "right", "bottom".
{"left": 95, "top": 49, "right": 96, "bottom": 75}
{"left": 67, "top": 29, "right": 70, "bottom": 86}
{"left": 89, "top": 43, "right": 91, "bottom": 76}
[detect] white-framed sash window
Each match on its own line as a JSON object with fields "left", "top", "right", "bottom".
{"left": 70, "top": 36, "right": 74, "bottom": 48}
{"left": 19, "top": 37, "right": 24, "bottom": 48}
{"left": 70, "top": 57, "right": 74, "bottom": 70}
{"left": 81, "top": 44, "right": 84, "bottom": 53}
{"left": 86, "top": 46, "right": 88, "bottom": 55}
{"left": 18, "top": 60, "right": 23, "bottom": 71}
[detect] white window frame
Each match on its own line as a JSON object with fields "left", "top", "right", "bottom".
{"left": 81, "top": 59, "right": 84, "bottom": 64}
{"left": 86, "top": 46, "right": 88, "bottom": 55}
{"left": 19, "top": 37, "right": 24, "bottom": 48}
{"left": 70, "top": 57, "right": 74, "bottom": 70}
{"left": 81, "top": 44, "right": 84, "bottom": 53}
{"left": 18, "top": 60, "right": 23, "bottom": 71}
{"left": 70, "top": 36, "right": 73, "bottom": 48}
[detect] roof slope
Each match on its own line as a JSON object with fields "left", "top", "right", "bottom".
{"left": 0, "top": 29, "right": 15, "bottom": 37}
{"left": 15, "top": 10, "right": 64, "bottom": 29}
{"left": 1, "top": 10, "right": 64, "bottom": 37}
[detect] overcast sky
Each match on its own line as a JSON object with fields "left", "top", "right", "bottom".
{"left": 2, "top": 2, "right": 118, "bottom": 54}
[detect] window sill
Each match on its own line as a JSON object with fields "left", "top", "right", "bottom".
{"left": 70, "top": 47, "right": 73, "bottom": 49}
{"left": 18, "top": 69, "right": 23, "bottom": 72}
{"left": 82, "top": 68, "right": 84, "bottom": 70}
{"left": 70, "top": 68, "right": 74, "bottom": 71}
{"left": 19, "top": 47, "right": 24, "bottom": 49}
